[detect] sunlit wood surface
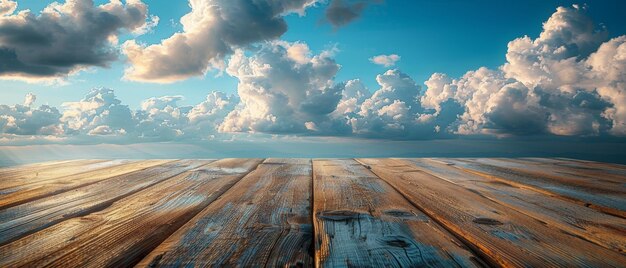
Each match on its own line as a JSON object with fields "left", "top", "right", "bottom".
{"left": 0, "top": 158, "right": 625, "bottom": 267}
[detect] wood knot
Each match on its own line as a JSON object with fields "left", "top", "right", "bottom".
{"left": 473, "top": 217, "right": 503, "bottom": 225}
{"left": 383, "top": 210, "right": 414, "bottom": 218}
{"left": 318, "top": 210, "right": 362, "bottom": 221}
{"left": 379, "top": 236, "right": 413, "bottom": 248}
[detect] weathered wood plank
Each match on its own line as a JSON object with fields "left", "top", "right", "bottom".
{"left": 503, "top": 157, "right": 626, "bottom": 183}
{"left": 0, "top": 160, "right": 114, "bottom": 190}
{"left": 137, "top": 158, "right": 313, "bottom": 268}
{"left": 0, "top": 159, "right": 75, "bottom": 171}
{"left": 0, "top": 160, "right": 207, "bottom": 246}
{"left": 447, "top": 158, "right": 626, "bottom": 218}
{"left": 358, "top": 158, "right": 626, "bottom": 267}
{"left": 314, "top": 159, "right": 482, "bottom": 267}
{"left": 0, "top": 159, "right": 263, "bottom": 268}
{"left": 406, "top": 158, "right": 626, "bottom": 254}
{"left": 0, "top": 160, "right": 169, "bottom": 210}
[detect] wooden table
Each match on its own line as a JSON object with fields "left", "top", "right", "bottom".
{"left": 0, "top": 158, "right": 624, "bottom": 267}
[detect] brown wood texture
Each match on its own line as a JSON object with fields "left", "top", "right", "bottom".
{"left": 0, "top": 159, "right": 167, "bottom": 210}
{"left": 313, "top": 159, "right": 482, "bottom": 267}
{"left": 0, "top": 159, "right": 114, "bottom": 190}
{"left": 137, "top": 158, "right": 313, "bottom": 267}
{"left": 406, "top": 158, "right": 626, "bottom": 254}
{"left": 0, "top": 159, "right": 262, "bottom": 268}
{"left": 446, "top": 158, "right": 626, "bottom": 218}
{"left": 0, "top": 160, "right": 206, "bottom": 245}
{"left": 0, "top": 158, "right": 624, "bottom": 268}
{"left": 358, "top": 158, "right": 626, "bottom": 267}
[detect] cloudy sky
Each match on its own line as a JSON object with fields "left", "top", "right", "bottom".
{"left": 1, "top": 0, "right": 626, "bottom": 162}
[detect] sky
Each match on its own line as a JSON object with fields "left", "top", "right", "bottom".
{"left": 1, "top": 0, "right": 626, "bottom": 163}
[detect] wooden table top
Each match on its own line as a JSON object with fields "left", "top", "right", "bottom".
{"left": 0, "top": 158, "right": 624, "bottom": 267}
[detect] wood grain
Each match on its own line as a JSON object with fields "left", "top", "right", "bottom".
{"left": 447, "top": 158, "right": 626, "bottom": 218}
{"left": 0, "top": 160, "right": 207, "bottom": 246}
{"left": 313, "top": 159, "right": 482, "bottom": 267}
{"left": 137, "top": 158, "right": 313, "bottom": 268}
{"left": 0, "top": 159, "right": 262, "bottom": 268}
{"left": 0, "top": 159, "right": 114, "bottom": 190}
{"left": 358, "top": 158, "right": 626, "bottom": 267}
{"left": 406, "top": 158, "right": 626, "bottom": 254}
{"left": 0, "top": 160, "right": 168, "bottom": 210}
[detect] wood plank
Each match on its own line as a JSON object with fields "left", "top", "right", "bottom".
{"left": 504, "top": 158, "right": 626, "bottom": 183}
{"left": 137, "top": 158, "right": 313, "bottom": 268}
{"left": 358, "top": 158, "right": 626, "bottom": 267}
{"left": 0, "top": 160, "right": 208, "bottom": 246}
{"left": 0, "top": 159, "right": 263, "bottom": 268}
{"left": 447, "top": 158, "right": 626, "bottom": 218}
{"left": 406, "top": 158, "right": 626, "bottom": 254}
{"left": 552, "top": 157, "right": 626, "bottom": 174}
{"left": 0, "top": 159, "right": 76, "bottom": 171}
{"left": 0, "top": 160, "right": 114, "bottom": 190}
{"left": 0, "top": 160, "right": 169, "bottom": 210}
{"left": 313, "top": 159, "right": 482, "bottom": 267}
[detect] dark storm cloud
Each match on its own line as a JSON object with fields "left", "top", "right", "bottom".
{"left": 0, "top": 0, "right": 151, "bottom": 81}
{"left": 325, "top": 0, "right": 381, "bottom": 28}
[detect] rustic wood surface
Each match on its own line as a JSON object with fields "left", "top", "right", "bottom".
{"left": 0, "top": 158, "right": 624, "bottom": 267}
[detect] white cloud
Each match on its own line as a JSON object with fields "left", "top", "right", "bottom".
{"left": 421, "top": 5, "right": 621, "bottom": 137}
{"left": 0, "top": 94, "right": 62, "bottom": 135}
{"left": 61, "top": 88, "right": 136, "bottom": 135}
{"left": 2, "top": 4, "right": 626, "bottom": 142}
{"left": 219, "top": 41, "right": 345, "bottom": 134}
{"left": 122, "top": 0, "right": 318, "bottom": 83}
{"left": 0, "top": 0, "right": 17, "bottom": 16}
{"left": 370, "top": 54, "right": 400, "bottom": 67}
{"left": 23, "top": 93, "right": 35, "bottom": 107}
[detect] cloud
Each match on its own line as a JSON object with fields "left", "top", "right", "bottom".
{"left": 0, "top": 0, "right": 17, "bottom": 16}
{"left": 0, "top": 94, "right": 63, "bottom": 135}
{"left": 0, "top": 0, "right": 151, "bottom": 82}
{"left": 3, "top": 4, "right": 626, "bottom": 143}
{"left": 219, "top": 41, "right": 345, "bottom": 134}
{"left": 186, "top": 92, "right": 238, "bottom": 138}
{"left": 421, "top": 5, "right": 620, "bottom": 137}
{"left": 343, "top": 69, "right": 458, "bottom": 138}
{"left": 1, "top": 88, "right": 238, "bottom": 142}
{"left": 122, "top": 0, "right": 318, "bottom": 83}
{"left": 23, "top": 93, "right": 35, "bottom": 107}
{"left": 325, "top": 0, "right": 381, "bottom": 28}
{"left": 61, "top": 88, "right": 136, "bottom": 135}
{"left": 370, "top": 54, "right": 400, "bottom": 67}
{"left": 587, "top": 36, "right": 626, "bottom": 136}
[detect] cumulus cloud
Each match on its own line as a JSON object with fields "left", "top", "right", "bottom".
{"left": 61, "top": 88, "right": 136, "bottom": 135}
{"left": 0, "top": 0, "right": 17, "bottom": 16}
{"left": 325, "top": 0, "right": 381, "bottom": 28}
{"left": 3, "top": 4, "right": 626, "bottom": 142}
{"left": 1, "top": 88, "right": 238, "bottom": 142}
{"left": 122, "top": 0, "right": 318, "bottom": 83}
{"left": 219, "top": 41, "right": 345, "bottom": 134}
{"left": 370, "top": 54, "right": 400, "bottom": 67}
{"left": 342, "top": 69, "right": 458, "bottom": 138}
{"left": 23, "top": 93, "right": 35, "bottom": 107}
{"left": 0, "top": 0, "right": 151, "bottom": 82}
{"left": 0, "top": 94, "right": 62, "bottom": 135}
{"left": 419, "top": 5, "right": 625, "bottom": 137}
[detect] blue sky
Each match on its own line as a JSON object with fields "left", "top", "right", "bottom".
{"left": 3, "top": 0, "right": 625, "bottom": 108}
{"left": 1, "top": 0, "right": 626, "bottom": 162}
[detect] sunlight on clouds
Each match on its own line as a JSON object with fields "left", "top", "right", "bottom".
{"left": 1, "top": 3, "right": 626, "bottom": 144}
{"left": 122, "top": 0, "right": 319, "bottom": 83}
